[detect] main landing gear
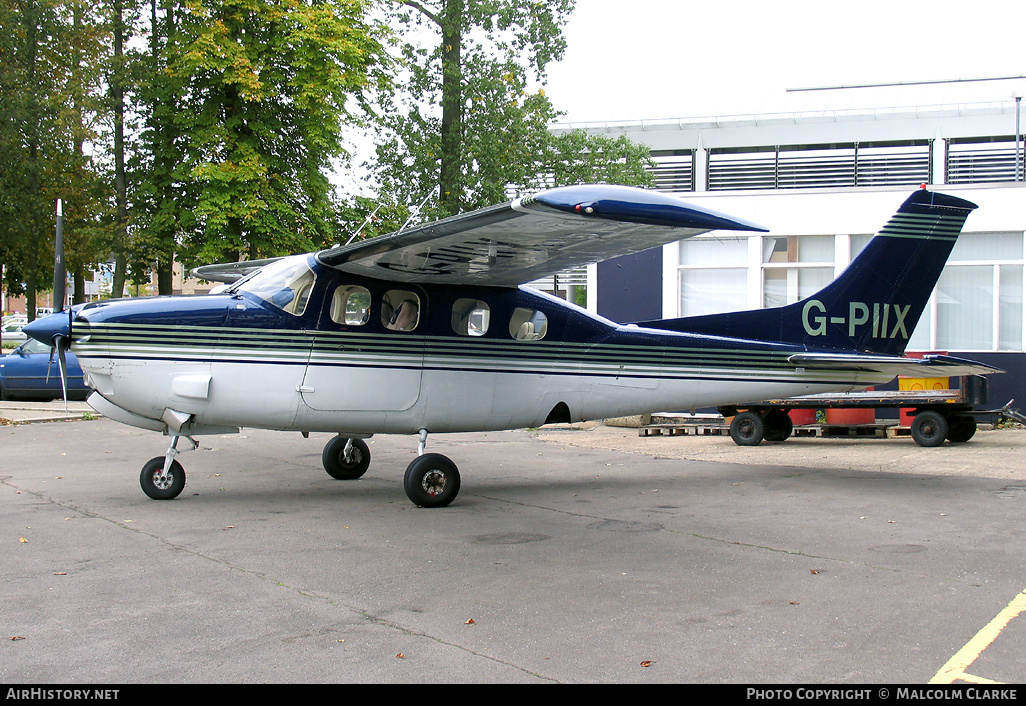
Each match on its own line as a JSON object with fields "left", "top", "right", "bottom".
{"left": 320, "top": 429, "right": 461, "bottom": 508}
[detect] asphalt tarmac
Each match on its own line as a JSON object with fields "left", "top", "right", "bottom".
{"left": 2, "top": 411, "right": 1025, "bottom": 685}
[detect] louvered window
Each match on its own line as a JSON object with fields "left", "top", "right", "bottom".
{"left": 707, "top": 141, "right": 931, "bottom": 191}
{"left": 946, "top": 137, "right": 1025, "bottom": 183}
{"left": 647, "top": 150, "right": 695, "bottom": 192}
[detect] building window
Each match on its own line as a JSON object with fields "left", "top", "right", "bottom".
{"left": 913, "top": 232, "right": 1024, "bottom": 351}
{"left": 648, "top": 150, "right": 695, "bottom": 192}
{"left": 672, "top": 228, "right": 1025, "bottom": 353}
{"left": 762, "top": 235, "right": 834, "bottom": 308}
{"left": 678, "top": 237, "right": 748, "bottom": 316}
{"left": 946, "top": 137, "right": 1026, "bottom": 184}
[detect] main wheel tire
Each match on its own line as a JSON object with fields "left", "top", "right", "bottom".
{"left": 763, "top": 409, "right": 793, "bottom": 442}
{"left": 730, "top": 411, "right": 766, "bottom": 446}
{"left": 403, "top": 453, "right": 460, "bottom": 508}
{"left": 140, "top": 457, "right": 186, "bottom": 500}
{"left": 911, "top": 411, "right": 949, "bottom": 447}
{"left": 322, "top": 436, "right": 371, "bottom": 480}
{"left": 946, "top": 415, "right": 977, "bottom": 443}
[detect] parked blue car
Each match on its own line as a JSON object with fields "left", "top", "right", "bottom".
{"left": 0, "top": 339, "right": 90, "bottom": 401}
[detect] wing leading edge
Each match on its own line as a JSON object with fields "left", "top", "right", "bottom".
{"left": 315, "top": 185, "right": 767, "bottom": 286}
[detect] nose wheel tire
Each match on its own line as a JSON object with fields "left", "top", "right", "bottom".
{"left": 404, "top": 453, "right": 460, "bottom": 508}
{"left": 140, "top": 457, "right": 186, "bottom": 500}
{"left": 322, "top": 436, "right": 371, "bottom": 480}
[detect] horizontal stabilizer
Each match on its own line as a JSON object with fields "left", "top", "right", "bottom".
{"left": 787, "top": 353, "right": 1002, "bottom": 378}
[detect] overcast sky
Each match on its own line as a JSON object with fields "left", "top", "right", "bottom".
{"left": 545, "top": 0, "right": 1026, "bottom": 124}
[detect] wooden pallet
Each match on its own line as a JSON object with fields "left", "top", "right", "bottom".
{"left": 639, "top": 421, "right": 909, "bottom": 440}
{"left": 638, "top": 423, "right": 729, "bottom": 437}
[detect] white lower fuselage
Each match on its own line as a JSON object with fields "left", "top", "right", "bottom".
{"left": 76, "top": 321, "right": 887, "bottom": 438}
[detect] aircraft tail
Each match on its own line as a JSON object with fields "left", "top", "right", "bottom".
{"left": 638, "top": 188, "right": 978, "bottom": 355}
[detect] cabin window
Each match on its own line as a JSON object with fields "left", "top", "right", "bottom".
{"left": 382, "top": 290, "right": 420, "bottom": 331}
{"left": 236, "top": 257, "right": 316, "bottom": 316}
{"left": 452, "top": 299, "right": 490, "bottom": 336}
{"left": 330, "top": 285, "right": 371, "bottom": 326}
{"left": 509, "top": 307, "right": 547, "bottom": 340}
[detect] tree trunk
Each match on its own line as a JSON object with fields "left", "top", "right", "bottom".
{"left": 110, "top": 0, "right": 128, "bottom": 299}
{"left": 437, "top": 0, "right": 464, "bottom": 216}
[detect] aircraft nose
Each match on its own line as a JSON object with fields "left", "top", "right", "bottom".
{"left": 23, "top": 310, "right": 71, "bottom": 346}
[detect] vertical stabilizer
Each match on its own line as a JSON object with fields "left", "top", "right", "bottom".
{"left": 637, "top": 188, "right": 978, "bottom": 355}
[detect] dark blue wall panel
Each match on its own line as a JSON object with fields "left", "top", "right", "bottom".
{"left": 596, "top": 249, "right": 663, "bottom": 323}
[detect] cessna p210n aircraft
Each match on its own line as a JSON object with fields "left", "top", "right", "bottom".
{"left": 25, "top": 184, "right": 1000, "bottom": 507}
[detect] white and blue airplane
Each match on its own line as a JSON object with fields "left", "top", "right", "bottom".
{"left": 25, "top": 185, "right": 999, "bottom": 507}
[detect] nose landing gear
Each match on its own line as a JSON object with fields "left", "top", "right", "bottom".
{"left": 140, "top": 435, "right": 198, "bottom": 500}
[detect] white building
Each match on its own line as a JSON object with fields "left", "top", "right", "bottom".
{"left": 568, "top": 77, "right": 1026, "bottom": 405}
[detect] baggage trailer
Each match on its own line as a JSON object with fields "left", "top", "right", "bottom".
{"left": 716, "top": 375, "right": 1002, "bottom": 448}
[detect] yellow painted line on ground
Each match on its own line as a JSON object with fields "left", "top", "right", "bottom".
{"left": 929, "top": 588, "right": 1026, "bottom": 684}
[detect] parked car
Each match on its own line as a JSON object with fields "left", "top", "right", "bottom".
{"left": 1, "top": 320, "right": 28, "bottom": 347}
{"left": 0, "top": 339, "right": 90, "bottom": 401}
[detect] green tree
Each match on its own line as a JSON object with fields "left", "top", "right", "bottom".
{"left": 0, "top": 0, "right": 110, "bottom": 316}
{"left": 128, "top": 0, "right": 186, "bottom": 294}
{"left": 368, "top": 0, "right": 652, "bottom": 229}
{"left": 160, "top": 0, "right": 387, "bottom": 267}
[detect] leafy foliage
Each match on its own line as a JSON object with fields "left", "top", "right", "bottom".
{"left": 0, "top": 0, "right": 110, "bottom": 314}
{"left": 159, "top": 0, "right": 388, "bottom": 266}
{"left": 368, "top": 0, "right": 652, "bottom": 230}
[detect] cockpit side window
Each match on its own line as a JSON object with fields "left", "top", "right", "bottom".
{"left": 382, "top": 290, "right": 420, "bottom": 331}
{"left": 235, "top": 258, "right": 316, "bottom": 317}
{"left": 330, "top": 285, "right": 371, "bottom": 326}
{"left": 452, "top": 299, "right": 490, "bottom": 336}
{"left": 509, "top": 307, "right": 548, "bottom": 340}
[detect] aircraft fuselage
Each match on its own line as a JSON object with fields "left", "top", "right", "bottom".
{"left": 71, "top": 254, "right": 885, "bottom": 438}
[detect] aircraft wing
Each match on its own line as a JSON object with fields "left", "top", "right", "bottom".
{"left": 316, "top": 185, "right": 767, "bottom": 286}
{"left": 788, "top": 353, "right": 1003, "bottom": 377}
{"left": 192, "top": 257, "right": 285, "bottom": 284}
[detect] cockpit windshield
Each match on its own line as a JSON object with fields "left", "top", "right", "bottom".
{"left": 231, "top": 257, "right": 316, "bottom": 316}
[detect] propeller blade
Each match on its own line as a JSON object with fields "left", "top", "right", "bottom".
{"left": 56, "top": 338, "right": 69, "bottom": 412}
{"left": 53, "top": 199, "right": 66, "bottom": 315}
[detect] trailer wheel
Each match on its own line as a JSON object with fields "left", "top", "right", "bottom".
{"left": 946, "top": 415, "right": 977, "bottom": 443}
{"left": 763, "top": 409, "right": 793, "bottom": 442}
{"left": 911, "top": 411, "right": 948, "bottom": 447}
{"left": 730, "top": 411, "right": 765, "bottom": 446}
